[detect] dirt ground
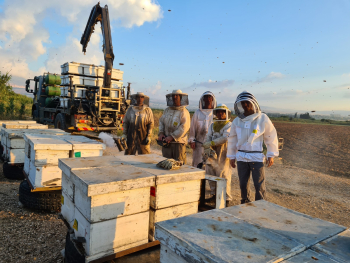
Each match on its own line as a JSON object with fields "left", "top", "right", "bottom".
{"left": 0, "top": 125, "right": 349, "bottom": 262}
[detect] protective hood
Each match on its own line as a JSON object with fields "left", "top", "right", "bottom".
{"left": 199, "top": 91, "right": 217, "bottom": 111}
{"left": 234, "top": 91, "right": 261, "bottom": 119}
{"left": 166, "top": 89, "right": 189, "bottom": 107}
{"left": 130, "top": 92, "right": 150, "bottom": 107}
{"left": 213, "top": 104, "right": 231, "bottom": 122}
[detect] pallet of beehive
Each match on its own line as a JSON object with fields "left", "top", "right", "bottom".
{"left": 61, "top": 62, "right": 123, "bottom": 80}
{"left": 0, "top": 120, "right": 37, "bottom": 140}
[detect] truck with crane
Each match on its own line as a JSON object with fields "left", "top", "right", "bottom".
{"left": 25, "top": 3, "right": 130, "bottom": 132}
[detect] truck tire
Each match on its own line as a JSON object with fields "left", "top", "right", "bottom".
{"left": 3, "top": 162, "right": 25, "bottom": 180}
{"left": 19, "top": 180, "right": 61, "bottom": 212}
{"left": 55, "top": 113, "right": 67, "bottom": 130}
{"left": 65, "top": 232, "right": 85, "bottom": 263}
{"left": 0, "top": 145, "right": 3, "bottom": 161}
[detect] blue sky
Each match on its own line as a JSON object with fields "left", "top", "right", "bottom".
{"left": 0, "top": 0, "right": 349, "bottom": 114}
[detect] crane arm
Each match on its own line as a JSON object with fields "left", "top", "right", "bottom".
{"left": 80, "top": 3, "right": 115, "bottom": 88}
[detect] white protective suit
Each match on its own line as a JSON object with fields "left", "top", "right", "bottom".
{"left": 204, "top": 105, "right": 232, "bottom": 201}
{"left": 188, "top": 91, "right": 217, "bottom": 167}
{"left": 227, "top": 92, "right": 279, "bottom": 162}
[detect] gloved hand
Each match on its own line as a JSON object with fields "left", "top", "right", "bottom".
{"left": 145, "top": 136, "right": 151, "bottom": 145}
{"left": 121, "top": 134, "right": 127, "bottom": 144}
{"left": 203, "top": 141, "right": 215, "bottom": 149}
{"left": 203, "top": 148, "right": 217, "bottom": 160}
{"left": 156, "top": 159, "right": 183, "bottom": 170}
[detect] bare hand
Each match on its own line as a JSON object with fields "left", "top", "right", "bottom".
{"left": 190, "top": 142, "right": 196, "bottom": 149}
{"left": 266, "top": 157, "right": 274, "bottom": 167}
{"left": 158, "top": 134, "right": 165, "bottom": 141}
{"left": 164, "top": 136, "right": 174, "bottom": 143}
{"left": 230, "top": 159, "right": 236, "bottom": 168}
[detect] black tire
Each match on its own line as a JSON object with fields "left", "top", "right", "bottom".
{"left": 0, "top": 145, "right": 3, "bottom": 161}
{"left": 54, "top": 113, "right": 67, "bottom": 130}
{"left": 3, "top": 162, "right": 25, "bottom": 180}
{"left": 19, "top": 180, "right": 61, "bottom": 212}
{"left": 65, "top": 231, "right": 85, "bottom": 263}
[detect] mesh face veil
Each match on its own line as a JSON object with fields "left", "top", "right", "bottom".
{"left": 199, "top": 91, "right": 217, "bottom": 110}
{"left": 213, "top": 104, "right": 231, "bottom": 121}
{"left": 130, "top": 92, "right": 150, "bottom": 106}
{"left": 166, "top": 89, "right": 189, "bottom": 107}
{"left": 234, "top": 91, "right": 261, "bottom": 119}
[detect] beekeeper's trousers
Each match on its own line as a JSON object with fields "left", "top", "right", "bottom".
{"left": 237, "top": 161, "right": 266, "bottom": 203}
{"left": 162, "top": 143, "right": 187, "bottom": 164}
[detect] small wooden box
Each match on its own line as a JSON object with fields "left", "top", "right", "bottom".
{"left": 73, "top": 207, "right": 149, "bottom": 256}
{"left": 149, "top": 201, "right": 198, "bottom": 241}
{"left": 28, "top": 163, "right": 62, "bottom": 188}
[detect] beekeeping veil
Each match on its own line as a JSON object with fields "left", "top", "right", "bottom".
{"left": 166, "top": 90, "right": 189, "bottom": 107}
{"left": 234, "top": 91, "right": 261, "bottom": 119}
{"left": 213, "top": 104, "right": 231, "bottom": 122}
{"left": 199, "top": 91, "right": 217, "bottom": 110}
{"left": 130, "top": 92, "right": 150, "bottom": 107}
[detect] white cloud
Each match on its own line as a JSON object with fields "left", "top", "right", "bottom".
{"left": 0, "top": 0, "right": 163, "bottom": 88}
{"left": 150, "top": 81, "right": 162, "bottom": 95}
{"left": 256, "top": 71, "right": 286, "bottom": 83}
{"left": 187, "top": 79, "right": 234, "bottom": 90}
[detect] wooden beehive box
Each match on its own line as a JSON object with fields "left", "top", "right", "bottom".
{"left": 64, "top": 136, "right": 105, "bottom": 158}
{"left": 66, "top": 165, "right": 155, "bottom": 257}
{"left": 2, "top": 123, "right": 48, "bottom": 129}
{"left": 0, "top": 121, "right": 37, "bottom": 140}
{"left": 155, "top": 201, "right": 347, "bottom": 263}
{"left": 115, "top": 154, "right": 205, "bottom": 209}
{"left": 3, "top": 129, "right": 68, "bottom": 164}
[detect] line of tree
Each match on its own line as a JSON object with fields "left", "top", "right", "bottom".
{"left": 0, "top": 71, "right": 33, "bottom": 119}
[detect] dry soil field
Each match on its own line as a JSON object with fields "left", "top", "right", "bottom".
{"left": 0, "top": 121, "right": 349, "bottom": 262}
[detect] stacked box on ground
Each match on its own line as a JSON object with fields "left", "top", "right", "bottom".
{"left": 58, "top": 157, "right": 154, "bottom": 261}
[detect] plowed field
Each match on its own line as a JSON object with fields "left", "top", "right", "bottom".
{"left": 274, "top": 122, "right": 350, "bottom": 178}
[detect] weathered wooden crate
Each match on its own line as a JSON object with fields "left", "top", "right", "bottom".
{"left": 28, "top": 164, "right": 63, "bottom": 188}
{"left": 61, "top": 191, "right": 75, "bottom": 226}
{"left": 149, "top": 201, "right": 198, "bottom": 241}
{"left": 73, "top": 209, "right": 149, "bottom": 260}
{"left": 155, "top": 201, "right": 347, "bottom": 263}
{"left": 64, "top": 136, "right": 105, "bottom": 158}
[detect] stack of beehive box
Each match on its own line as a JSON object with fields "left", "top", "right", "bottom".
{"left": 60, "top": 62, "right": 123, "bottom": 100}
{"left": 58, "top": 156, "right": 154, "bottom": 262}
{"left": 58, "top": 154, "right": 206, "bottom": 261}
{"left": 0, "top": 123, "right": 49, "bottom": 163}
{"left": 0, "top": 120, "right": 37, "bottom": 141}
{"left": 24, "top": 134, "right": 105, "bottom": 189}
{"left": 115, "top": 154, "right": 206, "bottom": 241}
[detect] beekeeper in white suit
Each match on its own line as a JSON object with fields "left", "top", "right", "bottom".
{"left": 158, "top": 90, "right": 190, "bottom": 164}
{"left": 203, "top": 104, "right": 232, "bottom": 205}
{"left": 228, "top": 91, "right": 279, "bottom": 204}
{"left": 188, "top": 91, "right": 217, "bottom": 167}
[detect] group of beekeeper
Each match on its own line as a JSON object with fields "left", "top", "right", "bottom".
{"left": 122, "top": 90, "right": 279, "bottom": 206}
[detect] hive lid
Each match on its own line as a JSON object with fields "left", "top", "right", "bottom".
{"left": 283, "top": 249, "right": 339, "bottom": 262}
{"left": 5, "top": 129, "right": 67, "bottom": 139}
{"left": 115, "top": 154, "right": 205, "bottom": 184}
{"left": 58, "top": 156, "right": 122, "bottom": 177}
{"left": 2, "top": 123, "right": 48, "bottom": 129}
{"left": 70, "top": 165, "right": 156, "bottom": 196}
{"left": 311, "top": 229, "right": 350, "bottom": 262}
{"left": 224, "top": 200, "right": 347, "bottom": 247}
{"left": 24, "top": 134, "right": 72, "bottom": 150}
{"left": 62, "top": 135, "right": 106, "bottom": 150}
{"left": 155, "top": 209, "right": 305, "bottom": 263}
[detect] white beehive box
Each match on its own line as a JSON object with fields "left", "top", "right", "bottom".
{"left": 73, "top": 208, "right": 149, "bottom": 259}
{"left": 60, "top": 87, "right": 70, "bottom": 97}
{"left": 24, "top": 134, "right": 105, "bottom": 189}
{"left": 59, "top": 98, "right": 69, "bottom": 108}
{"left": 3, "top": 128, "right": 68, "bottom": 164}
{"left": 115, "top": 154, "right": 205, "bottom": 209}
{"left": 61, "top": 62, "right": 123, "bottom": 80}
{"left": 2, "top": 123, "right": 48, "bottom": 129}
{"left": 63, "top": 164, "right": 155, "bottom": 258}
{"left": 0, "top": 120, "right": 37, "bottom": 140}
{"left": 155, "top": 201, "right": 347, "bottom": 263}
{"left": 61, "top": 75, "right": 123, "bottom": 89}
